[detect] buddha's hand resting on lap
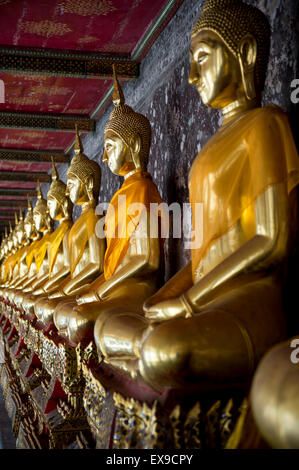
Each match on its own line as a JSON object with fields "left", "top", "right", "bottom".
{"left": 76, "top": 292, "right": 99, "bottom": 305}
{"left": 143, "top": 295, "right": 193, "bottom": 323}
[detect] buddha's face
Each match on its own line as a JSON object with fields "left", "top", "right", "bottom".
{"left": 189, "top": 30, "right": 241, "bottom": 108}
{"left": 47, "top": 195, "right": 61, "bottom": 220}
{"left": 12, "top": 232, "right": 18, "bottom": 248}
{"left": 16, "top": 227, "right": 24, "bottom": 245}
{"left": 103, "top": 131, "right": 133, "bottom": 176}
{"left": 66, "top": 175, "right": 85, "bottom": 205}
{"left": 7, "top": 238, "right": 13, "bottom": 251}
{"left": 24, "top": 215, "right": 33, "bottom": 238}
{"left": 33, "top": 210, "right": 45, "bottom": 232}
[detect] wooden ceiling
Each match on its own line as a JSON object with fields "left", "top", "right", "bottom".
{"left": 0, "top": 0, "right": 183, "bottom": 231}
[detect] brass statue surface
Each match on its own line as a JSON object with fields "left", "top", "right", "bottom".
{"left": 35, "top": 127, "right": 105, "bottom": 330}
{"left": 90, "top": 0, "right": 299, "bottom": 392}
{"left": 53, "top": 66, "right": 164, "bottom": 347}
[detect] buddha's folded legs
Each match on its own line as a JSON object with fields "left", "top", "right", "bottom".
{"left": 34, "top": 295, "right": 72, "bottom": 326}
{"left": 96, "top": 274, "right": 287, "bottom": 392}
{"left": 54, "top": 277, "right": 156, "bottom": 345}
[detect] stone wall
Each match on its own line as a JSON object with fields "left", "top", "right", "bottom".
{"left": 49, "top": 0, "right": 298, "bottom": 281}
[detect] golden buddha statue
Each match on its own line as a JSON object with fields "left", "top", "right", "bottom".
{"left": 34, "top": 127, "right": 105, "bottom": 329}
{"left": 14, "top": 182, "right": 54, "bottom": 311}
{"left": 20, "top": 160, "right": 74, "bottom": 318}
{"left": 91, "top": 0, "right": 299, "bottom": 391}
{"left": 53, "top": 66, "right": 163, "bottom": 346}
{"left": 1, "top": 221, "right": 17, "bottom": 287}
{"left": 4, "top": 198, "right": 37, "bottom": 307}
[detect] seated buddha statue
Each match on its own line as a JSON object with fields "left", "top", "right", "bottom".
{"left": 10, "top": 203, "right": 35, "bottom": 290}
{"left": 1, "top": 222, "right": 16, "bottom": 287}
{"left": 14, "top": 182, "right": 54, "bottom": 311}
{"left": 92, "top": 0, "right": 299, "bottom": 391}
{"left": 53, "top": 66, "right": 164, "bottom": 346}
{"left": 22, "top": 160, "right": 73, "bottom": 318}
{"left": 3, "top": 209, "right": 29, "bottom": 304}
{"left": 5, "top": 198, "right": 37, "bottom": 307}
{"left": 34, "top": 127, "right": 105, "bottom": 328}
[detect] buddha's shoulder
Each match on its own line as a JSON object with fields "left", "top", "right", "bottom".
{"left": 249, "top": 104, "right": 288, "bottom": 124}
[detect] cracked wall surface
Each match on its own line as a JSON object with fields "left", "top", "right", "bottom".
{"left": 51, "top": 0, "right": 298, "bottom": 281}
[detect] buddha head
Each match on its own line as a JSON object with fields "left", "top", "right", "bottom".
{"left": 103, "top": 65, "right": 151, "bottom": 176}
{"left": 47, "top": 158, "right": 73, "bottom": 221}
{"left": 33, "top": 181, "right": 52, "bottom": 233}
{"left": 15, "top": 208, "right": 26, "bottom": 246}
{"left": 7, "top": 222, "right": 14, "bottom": 253}
{"left": 12, "top": 212, "right": 19, "bottom": 249}
{"left": 189, "top": 0, "right": 271, "bottom": 108}
{"left": 24, "top": 196, "right": 36, "bottom": 240}
{"left": 66, "top": 125, "right": 101, "bottom": 206}
{"left": 2, "top": 227, "right": 8, "bottom": 257}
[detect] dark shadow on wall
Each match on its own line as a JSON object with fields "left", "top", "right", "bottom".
{"left": 0, "top": 385, "right": 16, "bottom": 449}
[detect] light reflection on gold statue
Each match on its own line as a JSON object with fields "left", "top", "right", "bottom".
{"left": 251, "top": 337, "right": 299, "bottom": 448}
{"left": 5, "top": 197, "right": 38, "bottom": 307}
{"left": 14, "top": 182, "right": 54, "bottom": 312}
{"left": 53, "top": 66, "right": 164, "bottom": 346}
{"left": 34, "top": 126, "right": 105, "bottom": 328}
{"left": 20, "top": 160, "right": 73, "bottom": 317}
{"left": 91, "top": 0, "right": 299, "bottom": 391}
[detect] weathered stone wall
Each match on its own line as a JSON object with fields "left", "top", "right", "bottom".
{"left": 51, "top": 0, "right": 298, "bottom": 281}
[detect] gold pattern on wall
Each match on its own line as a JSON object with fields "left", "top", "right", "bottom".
{"left": 100, "top": 42, "right": 135, "bottom": 53}
{"left": 18, "top": 131, "right": 45, "bottom": 139}
{"left": 78, "top": 36, "right": 98, "bottom": 44}
{"left": 66, "top": 108, "right": 90, "bottom": 114}
{"left": 20, "top": 20, "right": 72, "bottom": 37}
{"left": 58, "top": 0, "right": 116, "bottom": 16}
{"left": 7, "top": 96, "right": 41, "bottom": 106}
{"left": 31, "top": 85, "right": 71, "bottom": 96}
{"left": 0, "top": 138, "right": 26, "bottom": 145}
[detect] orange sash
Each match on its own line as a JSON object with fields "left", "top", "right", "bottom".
{"left": 68, "top": 208, "right": 99, "bottom": 276}
{"left": 189, "top": 105, "right": 299, "bottom": 281}
{"left": 104, "top": 171, "right": 163, "bottom": 280}
{"left": 48, "top": 220, "right": 71, "bottom": 275}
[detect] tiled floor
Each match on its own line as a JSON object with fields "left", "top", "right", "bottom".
{"left": 0, "top": 388, "right": 16, "bottom": 449}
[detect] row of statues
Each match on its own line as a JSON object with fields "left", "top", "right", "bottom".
{"left": 0, "top": 0, "right": 298, "bottom": 448}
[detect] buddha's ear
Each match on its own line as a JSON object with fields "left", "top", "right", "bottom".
{"left": 130, "top": 134, "right": 142, "bottom": 170}
{"left": 238, "top": 34, "right": 257, "bottom": 100}
{"left": 86, "top": 175, "right": 94, "bottom": 201}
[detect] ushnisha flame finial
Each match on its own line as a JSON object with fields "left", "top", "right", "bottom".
{"left": 74, "top": 124, "right": 84, "bottom": 155}
{"left": 27, "top": 194, "right": 33, "bottom": 212}
{"left": 51, "top": 156, "right": 59, "bottom": 181}
{"left": 19, "top": 207, "right": 23, "bottom": 221}
{"left": 4, "top": 226, "right": 7, "bottom": 238}
{"left": 14, "top": 212, "right": 18, "bottom": 225}
{"left": 48, "top": 157, "right": 67, "bottom": 202}
{"left": 9, "top": 221, "right": 12, "bottom": 233}
{"left": 112, "top": 64, "right": 125, "bottom": 107}
{"left": 37, "top": 180, "right": 43, "bottom": 200}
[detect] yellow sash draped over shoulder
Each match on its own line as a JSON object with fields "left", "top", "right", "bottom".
{"left": 26, "top": 239, "right": 41, "bottom": 271}
{"left": 104, "top": 171, "right": 163, "bottom": 280}
{"left": 189, "top": 105, "right": 299, "bottom": 282}
{"left": 68, "top": 207, "right": 99, "bottom": 276}
{"left": 48, "top": 220, "right": 71, "bottom": 276}
{"left": 3, "top": 252, "right": 17, "bottom": 282}
{"left": 17, "top": 245, "right": 28, "bottom": 270}
{"left": 34, "top": 232, "right": 52, "bottom": 273}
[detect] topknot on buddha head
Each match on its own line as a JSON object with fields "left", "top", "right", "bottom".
{"left": 33, "top": 180, "right": 48, "bottom": 216}
{"left": 67, "top": 125, "right": 101, "bottom": 201}
{"left": 192, "top": 0, "right": 271, "bottom": 91}
{"left": 104, "top": 65, "right": 151, "bottom": 170}
{"left": 48, "top": 157, "right": 66, "bottom": 203}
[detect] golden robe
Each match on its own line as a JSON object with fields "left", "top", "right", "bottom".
{"left": 189, "top": 105, "right": 299, "bottom": 281}
{"left": 104, "top": 171, "right": 163, "bottom": 280}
